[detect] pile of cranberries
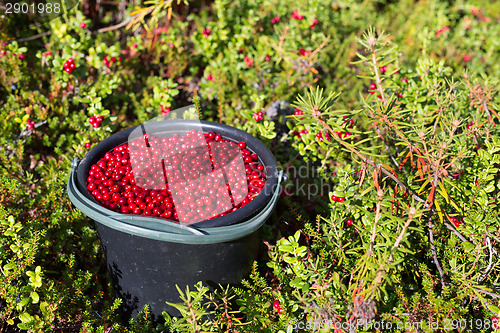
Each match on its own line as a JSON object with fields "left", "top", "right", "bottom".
{"left": 86, "top": 130, "right": 267, "bottom": 224}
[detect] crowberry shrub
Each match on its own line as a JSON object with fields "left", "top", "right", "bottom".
{"left": 1, "top": 0, "right": 499, "bottom": 332}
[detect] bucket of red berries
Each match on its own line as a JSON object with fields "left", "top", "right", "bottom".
{"left": 67, "top": 114, "right": 281, "bottom": 320}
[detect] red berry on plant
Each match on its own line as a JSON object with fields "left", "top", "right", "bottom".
{"left": 401, "top": 77, "right": 408, "bottom": 83}
{"left": 346, "top": 218, "right": 353, "bottom": 226}
{"left": 19, "top": 54, "right": 25, "bottom": 60}
{"left": 202, "top": 28, "right": 211, "bottom": 37}
{"left": 161, "top": 106, "right": 172, "bottom": 116}
{"left": 244, "top": 56, "right": 254, "bottom": 67}
{"left": 379, "top": 66, "right": 387, "bottom": 74}
{"left": 264, "top": 55, "right": 270, "bottom": 61}
{"left": 85, "top": 142, "right": 91, "bottom": 148}
{"left": 80, "top": 22, "right": 87, "bottom": 29}
{"left": 272, "top": 300, "right": 280, "bottom": 310}
{"left": 253, "top": 111, "right": 263, "bottom": 122}
{"left": 299, "top": 48, "right": 311, "bottom": 57}
{"left": 369, "top": 83, "right": 377, "bottom": 90}
{"left": 292, "top": 9, "right": 303, "bottom": 20}
{"left": 331, "top": 195, "right": 337, "bottom": 202}
{"left": 492, "top": 316, "right": 499, "bottom": 329}
{"left": 337, "top": 197, "right": 345, "bottom": 203}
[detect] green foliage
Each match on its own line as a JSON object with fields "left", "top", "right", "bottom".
{"left": 0, "top": 0, "right": 499, "bottom": 332}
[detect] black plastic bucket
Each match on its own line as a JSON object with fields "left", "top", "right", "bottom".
{"left": 67, "top": 120, "right": 281, "bottom": 320}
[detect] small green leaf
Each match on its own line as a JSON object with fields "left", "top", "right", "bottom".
{"left": 483, "top": 184, "right": 495, "bottom": 193}
{"left": 437, "top": 181, "right": 449, "bottom": 204}
{"left": 19, "top": 297, "right": 30, "bottom": 307}
{"left": 462, "top": 242, "right": 474, "bottom": 253}
{"left": 488, "top": 304, "right": 500, "bottom": 315}
{"left": 4, "top": 262, "right": 16, "bottom": 271}
{"left": 31, "top": 291, "right": 39, "bottom": 304}
{"left": 279, "top": 245, "right": 294, "bottom": 253}
{"left": 18, "top": 312, "right": 32, "bottom": 323}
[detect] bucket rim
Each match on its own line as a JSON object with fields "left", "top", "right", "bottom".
{"left": 67, "top": 164, "right": 282, "bottom": 244}
{"left": 75, "top": 120, "right": 279, "bottom": 228}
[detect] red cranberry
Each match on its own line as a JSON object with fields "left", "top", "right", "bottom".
{"left": 253, "top": 111, "right": 263, "bottom": 122}
{"left": 202, "top": 28, "right": 211, "bottom": 37}
{"left": 244, "top": 56, "right": 254, "bottom": 67}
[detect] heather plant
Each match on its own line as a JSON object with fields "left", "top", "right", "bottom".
{"left": 0, "top": 0, "right": 499, "bottom": 332}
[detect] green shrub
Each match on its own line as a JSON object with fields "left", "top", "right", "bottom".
{"left": 0, "top": 0, "right": 499, "bottom": 332}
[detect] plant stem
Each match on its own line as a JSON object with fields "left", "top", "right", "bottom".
{"left": 372, "top": 208, "right": 416, "bottom": 290}
{"left": 370, "top": 44, "right": 386, "bottom": 105}
{"left": 428, "top": 211, "right": 445, "bottom": 290}
{"left": 368, "top": 189, "right": 383, "bottom": 256}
